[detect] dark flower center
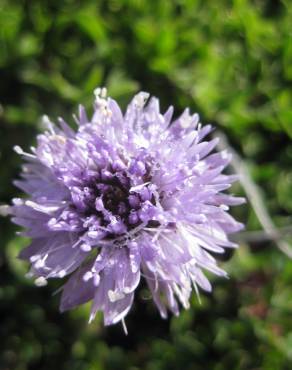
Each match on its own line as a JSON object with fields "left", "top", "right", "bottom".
{"left": 70, "top": 165, "right": 158, "bottom": 239}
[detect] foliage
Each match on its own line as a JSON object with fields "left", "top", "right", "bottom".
{"left": 0, "top": 0, "right": 291, "bottom": 369}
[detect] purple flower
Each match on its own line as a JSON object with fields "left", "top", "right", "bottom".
{"left": 6, "top": 88, "right": 244, "bottom": 329}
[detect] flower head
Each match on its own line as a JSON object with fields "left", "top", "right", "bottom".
{"left": 7, "top": 88, "right": 244, "bottom": 328}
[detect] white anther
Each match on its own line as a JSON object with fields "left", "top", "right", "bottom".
{"left": 0, "top": 205, "right": 10, "bottom": 216}
{"left": 34, "top": 276, "right": 48, "bottom": 287}
{"left": 13, "top": 145, "right": 24, "bottom": 155}
{"left": 34, "top": 259, "right": 45, "bottom": 269}
{"left": 87, "top": 231, "right": 99, "bottom": 239}
{"left": 58, "top": 270, "right": 66, "bottom": 278}
{"left": 25, "top": 271, "right": 34, "bottom": 279}
{"left": 80, "top": 243, "right": 92, "bottom": 252}
{"left": 83, "top": 271, "right": 93, "bottom": 282}
{"left": 133, "top": 92, "right": 149, "bottom": 109}
{"left": 94, "top": 87, "right": 101, "bottom": 97}
{"left": 94, "top": 87, "right": 111, "bottom": 117}
{"left": 42, "top": 115, "right": 55, "bottom": 134}
{"left": 108, "top": 290, "right": 125, "bottom": 303}
{"left": 30, "top": 255, "right": 40, "bottom": 263}
{"left": 101, "top": 87, "right": 107, "bottom": 98}
{"left": 93, "top": 274, "right": 100, "bottom": 286}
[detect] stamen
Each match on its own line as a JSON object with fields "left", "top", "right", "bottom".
{"left": 34, "top": 276, "right": 48, "bottom": 287}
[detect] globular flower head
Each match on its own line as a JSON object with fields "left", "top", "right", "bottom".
{"left": 6, "top": 88, "right": 244, "bottom": 328}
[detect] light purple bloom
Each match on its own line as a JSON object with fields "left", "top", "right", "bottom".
{"left": 6, "top": 88, "right": 244, "bottom": 328}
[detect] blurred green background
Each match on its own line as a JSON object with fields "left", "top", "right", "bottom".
{"left": 1, "top": 0, "right": 292, "bottom": 369}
